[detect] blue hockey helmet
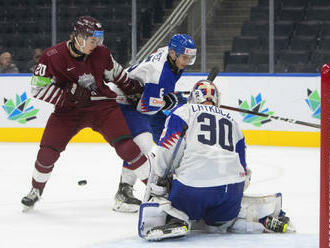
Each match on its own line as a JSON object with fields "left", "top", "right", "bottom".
{"left": 188, "top": 80, "right": 220, "bottom": 106}
{"left": 168, "top": 34, "right": 197, "bottom": 65}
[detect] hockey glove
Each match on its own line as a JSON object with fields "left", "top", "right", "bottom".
{"left": 162, "top": 92, "right": 188, "bottom": 111}
{"left": 162, "top": 93, "right": 178, "bottom": 111}
{"left": 66, "top": 83, "right": 91, "bottom": 106}
{"left": 126, "top": 93, "right": 142, "bottom": 107}
{"left": 117, "top": 78, "right": 144, "bottom": 96}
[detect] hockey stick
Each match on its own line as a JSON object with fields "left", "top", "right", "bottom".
{"left": 91, "top": 67, "right": 220, "bottom": 102}
{"left": 207, "top": 66, "right": 219, "bottom": 82}
{"left": 166, "top": 124, "right": 189, "bottom": 175}
{"left": 143, "top": 124, "right": 188, "bottom": 202}
{"left": 219, "top": 104, "right": 320, "bottom": 129}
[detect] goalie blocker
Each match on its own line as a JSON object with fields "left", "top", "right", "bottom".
{"left": 138, "top": 193, "right": 295, "bottom": 241}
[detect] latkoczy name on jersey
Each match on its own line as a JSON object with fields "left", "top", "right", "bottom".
{"left": 191, "top": 104, "right": 232, "bottom": 119}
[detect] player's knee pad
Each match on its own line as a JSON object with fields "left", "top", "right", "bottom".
{"left": 32, "top": 146, "right": 60, "bottom": 188}
{"left": 114, "top": 139, "right": 149, "bottom": 181}
{"left": 113, "top": 138, "right": 142, "bottom": 163}
{"left": 37, "top": 146, "right": 60, "bottom": 168}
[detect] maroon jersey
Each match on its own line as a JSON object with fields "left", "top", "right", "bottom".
{"left": 31, "top": 41, "right": 129, "bottom": 105}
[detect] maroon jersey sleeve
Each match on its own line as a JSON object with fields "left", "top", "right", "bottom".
{"left": 30, "top": 47, "right": 65, "bottom": 105}
{"left": 103, "top": 52, "right": 144, "bottom": 96}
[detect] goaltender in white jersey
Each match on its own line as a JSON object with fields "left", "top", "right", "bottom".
{"left": 138, "top": 80, "right": 295, "bottom": 241}
{"left": 155, "top": 100, "right": 247, "bottom": 188}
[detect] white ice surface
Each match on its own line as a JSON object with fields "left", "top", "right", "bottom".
{"left": 0, "top": 143, "right": 320, "bottom": 248}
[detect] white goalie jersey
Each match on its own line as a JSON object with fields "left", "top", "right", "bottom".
{"left": 153, "top": 103, "right": 247, "bottom": 188}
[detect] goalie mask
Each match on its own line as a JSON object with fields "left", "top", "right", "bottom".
{"left": 188, "top": 80, "right": 220, "bottom": 106}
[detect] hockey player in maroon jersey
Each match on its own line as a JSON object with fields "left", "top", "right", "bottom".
{"left": 21, "top": 16, "right": 151, "bottom": 211}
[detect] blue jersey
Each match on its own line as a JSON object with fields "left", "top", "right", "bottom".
{"left": 127, "top": 47, "right": 182, "bottom": 115}
{"left": 108, "top": 47, "right": 183, "bottom": 143}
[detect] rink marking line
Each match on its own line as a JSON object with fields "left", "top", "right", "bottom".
{"left": 0, "top": 128, "right": 320, "bottom": 147}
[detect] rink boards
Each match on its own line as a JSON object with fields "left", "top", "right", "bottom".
{"left": 0, "top": 73, "right": 320, "bottom": 147}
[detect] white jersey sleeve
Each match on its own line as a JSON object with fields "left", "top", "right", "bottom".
{"left": 154, "top": 103, "right": 247, "bottom": 188}
{"left": 126, "top": 47, "right": 181, "bottom": 115}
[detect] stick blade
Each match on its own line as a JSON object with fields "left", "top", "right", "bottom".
{"left": 207, "top": 66, "right": 219, "bottom": 82}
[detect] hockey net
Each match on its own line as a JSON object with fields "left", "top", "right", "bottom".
{"left": 320, "top": 64, "right": 330, "bottom": 248}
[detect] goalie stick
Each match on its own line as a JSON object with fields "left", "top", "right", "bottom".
{"left": 143, "top": 124, "right": 188, "bottom": 202}
{"left": 206, "top": 66, "right": 219, "bottom": 82}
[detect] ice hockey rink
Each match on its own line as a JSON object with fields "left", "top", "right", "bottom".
{"left": 0, "top": 142, "right": 319, "bottom": 248}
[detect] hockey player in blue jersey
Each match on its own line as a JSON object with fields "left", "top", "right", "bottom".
{"left": 110, "top": 34, "right": 197, "bottom": 212}
{"left": 138, "top": 80, "right": 295, "bottom": 240}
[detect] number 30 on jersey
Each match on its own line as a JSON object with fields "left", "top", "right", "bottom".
{"left": 197, "top": 113, "right": 234, "bottom": 151}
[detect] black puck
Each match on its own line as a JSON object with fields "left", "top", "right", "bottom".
{"left": 78, "top": 180, "right": 87, "bottom": 186}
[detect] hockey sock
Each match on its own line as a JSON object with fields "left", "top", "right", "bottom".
{"left": 32, "top": 146, "right": 60, "bottom": 189}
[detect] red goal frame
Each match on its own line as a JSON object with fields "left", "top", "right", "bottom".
{"left": 320, "top": 64, "right": 330, "bottom": 248}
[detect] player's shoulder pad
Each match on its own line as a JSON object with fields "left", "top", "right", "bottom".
{"left": 93, "top": 45, "right": 111, "bottom": 57}
{"left": 44, "top": 42, "right": 67, "bottom": 57}
{"left": 171, "top": 104, "right": 190, "bottom": 122}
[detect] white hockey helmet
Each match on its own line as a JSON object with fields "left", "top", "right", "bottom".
{"left": 188, "top": 80, "right": 220, "bottom": 106}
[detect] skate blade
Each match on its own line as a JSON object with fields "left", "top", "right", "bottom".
{"left": 112, "top": 200, "right": 139, "bottom": 213}
{"left": 22, "top": 204, "right": 34, "bottom": 212}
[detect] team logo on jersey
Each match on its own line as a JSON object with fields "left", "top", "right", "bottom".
{"left": 239, "top": 93, "right": 273, "bottom": 127}
{"left": 305, "top": 88, "right": 320, "bottom": 119}
{"left": 2, "top": 92, "right": 39, "bottom": 124}
{"left": 78, "top": 73, "right": 97, "bottom": 90}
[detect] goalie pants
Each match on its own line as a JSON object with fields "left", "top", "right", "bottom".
{"left": 168, "top": 180, "right": 245, "bottom": 225}
{"left": 32, "top": 101, "right": 147, "bottom": 189}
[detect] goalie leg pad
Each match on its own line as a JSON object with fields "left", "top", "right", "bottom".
{"left": 138, "top": 202, "right": 167, "bottom": 238}
{"left": 238, "top": 193, "right": 296, "bottom": 233}
{"left": 138, "top": 197, "right": 190, "bottom": 240}
{"left": 239, "top": 193, "right": 283, "bottom": 221}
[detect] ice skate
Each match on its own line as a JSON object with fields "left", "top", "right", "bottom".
{"left": 21, "top": 188, "right": 42, "bottom": 212}
{"left": 113, "top": 183, "right": 141, "bottom": 213}
{"left": 263, "top": 216, "right": 288, "bottom": 233}
{"left": 145, "top": 221, "right": 189, "bottom": 241}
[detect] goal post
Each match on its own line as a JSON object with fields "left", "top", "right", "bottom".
{"left": 320, "top": 64, "right": 330, "bottom": 248}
